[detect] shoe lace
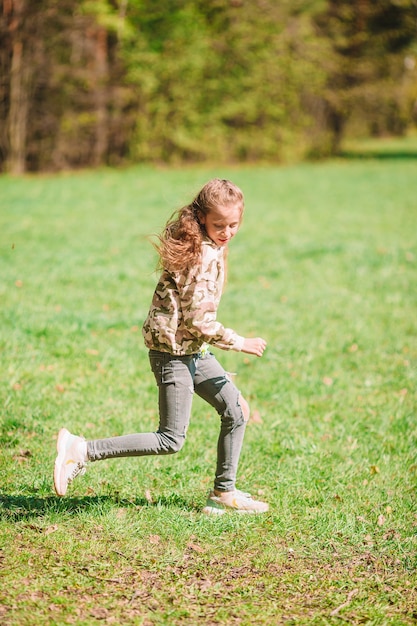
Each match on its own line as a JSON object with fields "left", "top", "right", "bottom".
{"left": 234, "top": 489, "right": 252, "bottom": 500}
{"left": 68, "top": 462, "right": 86, "bottom": 484}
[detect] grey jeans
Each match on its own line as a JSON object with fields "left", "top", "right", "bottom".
{"left": 87, "top": 350, "right": 248, "bottom": 492}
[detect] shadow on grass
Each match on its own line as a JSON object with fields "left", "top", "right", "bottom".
{"left": 339, "top": 149, "right": 417, "bottom": 160}
{"left": 0, "top": 492, "right": 196, "bottom": 521}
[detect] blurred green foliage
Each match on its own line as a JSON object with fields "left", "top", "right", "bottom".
{"left": 1, "top": 0, "right": 416, "bottom": 172}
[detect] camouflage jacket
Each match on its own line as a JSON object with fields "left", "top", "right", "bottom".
{"left": 142, "top": 238, "right": 244, "bottom": 355}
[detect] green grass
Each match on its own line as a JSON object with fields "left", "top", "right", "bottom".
{"left": 1, "top": 141, "right": 417, "bottom": 624}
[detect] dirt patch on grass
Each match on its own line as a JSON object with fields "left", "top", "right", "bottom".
{"left": 3, "top": 546, "right": 416, "bottom": 625}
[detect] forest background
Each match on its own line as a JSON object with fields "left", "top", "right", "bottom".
{"left": 1, "top": 0, "right": 417, "bottom": 174}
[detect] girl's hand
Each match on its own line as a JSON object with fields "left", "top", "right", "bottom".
{"left": 242, "top": 337, "right": 267, "bottom": 357}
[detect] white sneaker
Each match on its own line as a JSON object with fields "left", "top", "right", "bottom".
{"left": 202, "top": 489, "right": 269, "bottom": 515}
{"left": 54, "top": 428, "right": 88, "bottom": 496}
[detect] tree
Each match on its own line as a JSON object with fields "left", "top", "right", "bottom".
{"left": 313, "top": 0, "right": 417, "bottom": 152}
{"left": 2, "top": 0, "right": 36, "bottom": 174}
{"left": 121, "top": 0, "right": 330, "bottom": 163}
{"left": 1, "top": 0, "right": 121, "bottom": 172}
{"left": 0, "top": 0, "right": 415, "bottom": 171}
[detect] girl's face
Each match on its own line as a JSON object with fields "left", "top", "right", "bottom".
{"left": 199, "top": 203, "right": 242, "bottom": 247}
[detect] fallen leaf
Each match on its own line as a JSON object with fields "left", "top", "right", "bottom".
{"left": 377, "top": 514, "right": 386, "bottom": 526}
{"left": 90, "top": 608, "right": 109, "bottom": 619}
{"left": 323, "top": 377, "right": 333, "bottom": 386}
{"left": 198, "top": 578, "right": 213, "bottom": 591}
{"left": 187, "top": 542, "right": 204, "bottom": 553}
{"left": 13, "top": 449, "right": 32, "bottom": 464}
{"left": 250, "top": 410, "right": 263, "bottom": 424}
{"left": 44, "top": 524, "right": 59, "bottom": 535}
{"left": 383, "top": 528, "right": 399, "bottom": 540}
{"left": 370, "top": 465, "right": 380, "bottom": 475}
{"left": 149, "top": 535, "right": 160, "bottom": 544}
{"left": 258, "top": 276, "right": 271, "bottom": 289}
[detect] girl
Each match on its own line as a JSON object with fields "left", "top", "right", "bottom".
{"left": 54, "top": 178, "right": 268, "bottom": 514}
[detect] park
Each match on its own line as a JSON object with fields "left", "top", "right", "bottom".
{"left": 1, "top": 1, "right": 417, "bottom": 624}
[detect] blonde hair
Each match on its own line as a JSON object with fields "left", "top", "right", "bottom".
{"left": 155, "top": 178, "right": 244, "bottom": 272}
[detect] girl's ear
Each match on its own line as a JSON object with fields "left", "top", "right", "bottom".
{"left": 197, "top": 210, "right": 205, "bottom": 225}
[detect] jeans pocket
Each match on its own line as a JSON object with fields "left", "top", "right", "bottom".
{"left": 149, "top": 351, "right": 167, "bottom": 384}
{"left": 149, "top": 351, "right": 195, "bottom": 388}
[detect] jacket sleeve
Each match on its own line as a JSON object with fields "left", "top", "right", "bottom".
{"left": 177, "top": 254, "right": 245, "bottom": 352}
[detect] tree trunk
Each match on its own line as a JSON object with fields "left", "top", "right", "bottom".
{"left": 329, "top": 108, "right": 345, "bottom": 154}
{"left": 7, "top": 0, "right": 30, "bottom": 174}
{"left": 93, "top": 25, "right": 109, "bottom": 167}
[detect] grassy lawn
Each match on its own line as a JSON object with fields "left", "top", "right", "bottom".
{"left": 1, "top": 142, "right": 416, "bottom": 624}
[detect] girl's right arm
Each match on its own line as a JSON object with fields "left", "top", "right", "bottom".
{"left": 179, "top": 274, "right": 266, "bottom": 355}
{"left": 178, "top": 244, "right": 266, "bottom": 356}
{"left": 177, "top": 249, "right": 244, "bottom": 352}
{"left": 180, "top": 276, "right": 245, "bottom": 351}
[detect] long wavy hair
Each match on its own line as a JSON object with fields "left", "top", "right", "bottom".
{"left": 155, "top": 178, "right": 244, "bottom": 273}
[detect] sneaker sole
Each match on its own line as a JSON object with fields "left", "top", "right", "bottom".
{"left": 202, "top": 505, "right": 266, "bottom": 515}
{"left": 53, "top": 428, "right": 71, "bottom": 497}
{"left": 202, "top": 506, "right": 226, "bottom": 515}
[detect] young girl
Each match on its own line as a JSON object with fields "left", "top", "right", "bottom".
{"left": 54, "top": 178, "right": 268, "bottom": 514}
